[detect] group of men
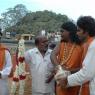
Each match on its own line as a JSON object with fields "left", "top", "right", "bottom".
{"left": 0, "top": 15, "right": 95, "bottom": 95}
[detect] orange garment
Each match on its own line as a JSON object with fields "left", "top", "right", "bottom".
{"left": 56, "top": 42, "right": 83, "bottom": 95}
{"left": 80, "top": 37, "right": 94, "bottom": 95}
{"left": 0, "top": 44, "right": 6, "bottom": 70}
{"left": 0, "top": 44, "right": 13, "bottom": 77}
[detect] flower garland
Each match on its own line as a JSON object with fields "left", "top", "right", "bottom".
{"left": 61, "top": 43, "right": 76, "bottom": 66}
{"left": 54, "top": 43, "right": 74, "bottom": 83}
{"left": 11, "top": 37, "right": 26, "bottom": 95}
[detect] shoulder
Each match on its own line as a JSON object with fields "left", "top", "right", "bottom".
{"left": 0, "top": 44, "right": 10, "bottom": 54}
{"left": 25, "top": 47, "right": 37, "bottom": 55}
{"left": 75, "top": 45, "right": 83, "bottom": 51}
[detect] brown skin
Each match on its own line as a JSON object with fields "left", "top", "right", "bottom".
{"left": 60, "top": 29, "right": 71, "bottom": 42}
{"left": 36, "top": 36, "right": 49, "bottom": 57}
{"left": 50, "top": 43, "right": 60, "bottom": 67}
{"left": 77, "top": 27, "right": 89, "bottom": 43}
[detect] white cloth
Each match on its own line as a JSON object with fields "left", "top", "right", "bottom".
{"left": 0, "top": 50, "right": 12, "bottom": 95}
{"left": 25, "top": 48, "right": 55, "bottom": 94}
{"left": 54, "top": 65, "right": 70, "bottom": 81}
{"left": 68, "top": 39, "right": 95, "bottom": 95}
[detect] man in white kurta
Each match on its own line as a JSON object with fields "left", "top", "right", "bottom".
{"left": 67, "top": 39, "right": 95, "bottom": 95}
{"left": 25, "top": 36, "right": 55, "bottom": 95}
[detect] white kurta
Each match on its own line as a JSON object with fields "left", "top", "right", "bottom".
{"left": 68, "top": 39, "right": 95, "bottom": 95}
{"left": 25, "top": 48, "right": 55, "bottom": 94}
{"left": 0, "top": 50, "right": 12, "bottom": 95}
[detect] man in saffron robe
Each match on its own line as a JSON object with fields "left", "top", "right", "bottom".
{"left": 0, "top": 29, "right": 12, "bottom": 95}
{"left": 50, "top": 21, "right": 83, "bottom": 95}
{"left": 55, "top": 16, "right": 95, "bottom": 95}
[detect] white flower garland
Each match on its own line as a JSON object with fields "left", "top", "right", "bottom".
{"left": 11, "top": 38, "right": 26, "bottom": 95}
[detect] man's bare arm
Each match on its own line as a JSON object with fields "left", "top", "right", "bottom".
{"left": 50, "top": 43, "right": 60, "bottom": 66}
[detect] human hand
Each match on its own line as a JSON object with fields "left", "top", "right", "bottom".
{"left": 58, "top": 77, "right": 68, "bottom": 88}
{"left": 45, "top": 68, "right": 56, "bottom": 83}
{"left": 45, "top": 73, "right": 54, "bottom": 83}
{"left": 54, "top": 67, "right": 70, "bottom": 81}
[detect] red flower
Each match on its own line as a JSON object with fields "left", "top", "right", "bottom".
{"left": 18, "top": 57, "right": 25, "bottom": 63}
{"left": 19, "top": 75, "right": 26, "bottom": 80}
{"left": 13, "top": 77, "right": 19, "bottom": 82}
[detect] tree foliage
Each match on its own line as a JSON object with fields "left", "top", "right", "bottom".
{"left": 7, "top": 10, "right": 70, "bottom": 35}
{"left": 0, "top": 4, "right": 70, "bottom": 35}
{"left": 1, "top": 4, "right": 28, "bottom": 29}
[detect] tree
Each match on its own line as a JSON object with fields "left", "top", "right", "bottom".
{"left": 1, "top": 4, "right": 28, "bottom": 29}
{"left": 4, "top": 10, "right": 70, "bottom": 35}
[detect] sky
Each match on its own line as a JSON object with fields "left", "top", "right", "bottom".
{"left": 0, "top": 0, "right": 95, "bottom": 20}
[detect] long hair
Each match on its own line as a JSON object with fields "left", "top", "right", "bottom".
{"left": 61, "top": 21, "right": 81, "bottom": 44}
